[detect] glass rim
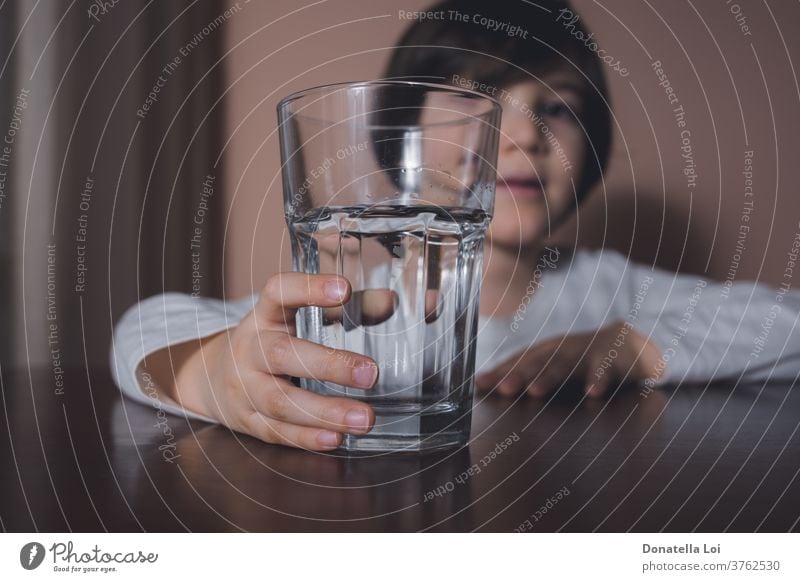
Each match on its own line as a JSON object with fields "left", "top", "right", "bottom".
{"left": 277, "top": 79, "right": 502, "bottom": 130}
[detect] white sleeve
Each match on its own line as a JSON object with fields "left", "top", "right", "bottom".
{"left": 109, "top": 292, "right": 258, "bottom": 422}
{"left": 627, "top": 263, "right": 800, "bottom": 385}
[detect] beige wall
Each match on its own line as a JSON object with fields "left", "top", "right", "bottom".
{"left": 223, "top": 0, "right": 800, "bottom": 297}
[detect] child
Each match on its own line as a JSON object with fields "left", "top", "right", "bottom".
{"left": 111, "top": 0, "right": 800, "bottom": 451}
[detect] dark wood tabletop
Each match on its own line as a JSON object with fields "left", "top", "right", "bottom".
{"left": 1, "top": 365, "right": 798, "bottom": 532}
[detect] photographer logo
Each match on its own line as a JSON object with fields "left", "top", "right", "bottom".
{"left": 20, "top": 542, "right": 46, "bottom": 570}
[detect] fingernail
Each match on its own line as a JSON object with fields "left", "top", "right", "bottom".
{"left": 344, "top": 408, "right": 369, "bottom": 432}
{"left": 324, "top": 279, "right": 348, "bottom": 302}
{"left": 316, "top": 430, "right": 340, "bottom": 449}
{"left": 352, "top": 362, "right": 377, "bottom": 387}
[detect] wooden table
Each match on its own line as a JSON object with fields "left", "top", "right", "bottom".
{"left": 1, "top": 366, "right": 798, "bottom": 532}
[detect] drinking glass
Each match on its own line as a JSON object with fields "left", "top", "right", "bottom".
{"left": 278, "top": 80, "right": 501, "bottom": 452}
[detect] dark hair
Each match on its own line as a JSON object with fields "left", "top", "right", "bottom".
{"left": 384, "top": 0, "right": 612, "bottom": 201}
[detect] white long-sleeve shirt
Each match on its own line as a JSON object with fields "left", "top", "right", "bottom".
{"left": 110, "top": 248, "right": 800, "bottom": 421}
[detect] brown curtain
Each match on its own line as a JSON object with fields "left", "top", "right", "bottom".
{"left": 2, "top": 1, "right": 226, "bottom": 372}
{"left": 0, "top": 0, "right": 18, "bottom": 367}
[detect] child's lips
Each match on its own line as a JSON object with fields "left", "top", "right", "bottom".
{"left": 496, "top": 177, "right": 545, "bottom": 200}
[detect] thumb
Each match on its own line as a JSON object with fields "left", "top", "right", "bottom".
{"left": 254, "top": 273, "right": 350, "bottom": 330}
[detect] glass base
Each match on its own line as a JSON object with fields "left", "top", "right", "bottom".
{"left": 337, "top": 407, "right": 472, "bottom": 453}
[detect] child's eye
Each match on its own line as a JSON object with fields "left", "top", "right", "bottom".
{"left": 538, "top": 101, "right": 576, "bottom": 121}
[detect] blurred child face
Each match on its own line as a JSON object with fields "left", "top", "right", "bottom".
{"left": 489, "top": 70, "right": 588, "bottom": 251}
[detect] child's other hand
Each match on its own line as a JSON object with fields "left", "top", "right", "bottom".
{"left": 475, "top": 322, "right": 663, "bottom": 398}
{"left": 171, "top": 273, "right": 391, "bottom": 451}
